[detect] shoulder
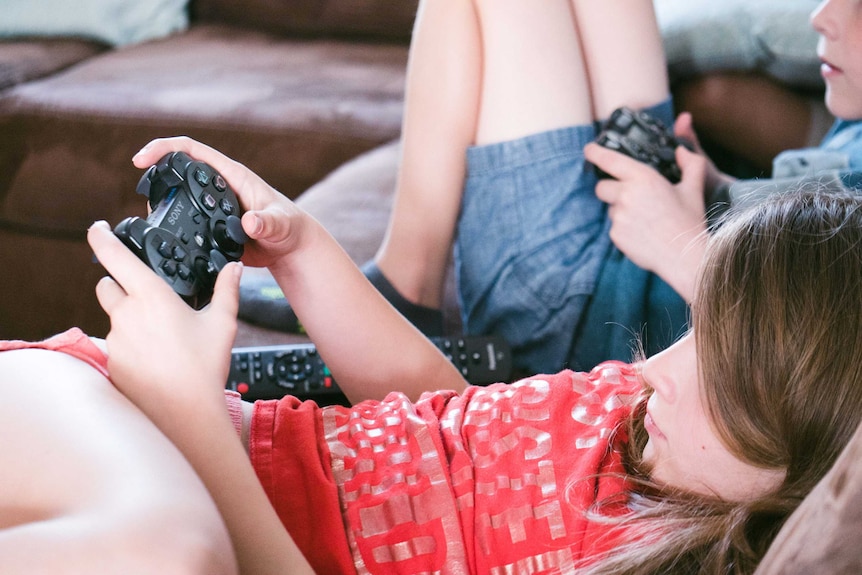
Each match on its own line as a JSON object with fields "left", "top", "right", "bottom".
{"left": 821, "top": 119, "right": 862, "bottom": 152}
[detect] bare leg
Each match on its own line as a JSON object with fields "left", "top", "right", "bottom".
{"left": 375, "top": 0, "right": 483, "bottom": 309}
{"left": 473, "top": 0, "right": 593, "bottom": 144}
{"left": 0, "top": 349, "right": 235, "bottom": 574}
{"left": 571, "top": 0, "right": 670, "bottom": 118}
{"left": 376, "top": 0, "right": 595, "bottom": 308}
{"left": 376, "top": 0, "right": 668, "bottom": 311}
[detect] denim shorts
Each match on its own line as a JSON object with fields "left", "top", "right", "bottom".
{"left": 454, "top": 99, "right": 688, "bottom": 374}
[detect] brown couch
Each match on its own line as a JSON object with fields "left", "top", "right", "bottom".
{"left": 0, "top": 0, "right": 417, "bottom": 341}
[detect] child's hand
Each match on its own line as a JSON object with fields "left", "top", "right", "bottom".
{"left": 672, "top": 112, "right": 735, "bottom": 195}
{"left": 127, "top": 137, "right": 467, "bottom": 404}
{"left": 88, "top": 220, "right": 241, "bottom": 416}
{"left": 585, "top": 141, "right": 708, "bottom": 302}
{"left": 132, "top": 137, "right": 312, "bottom": 271}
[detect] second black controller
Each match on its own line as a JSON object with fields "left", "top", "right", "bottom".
{"left": 594, "top": 106, "right": 693, "bottom": 184}
{"left": 114, "top": 151, "right": 249, "bottom": 309}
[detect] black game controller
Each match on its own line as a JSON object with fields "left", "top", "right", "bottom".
{"left": 113, "top": 151, "right": 249, "bottom": 309}
{"left": 594, "top": 107, "right": 692, "bottom": 183}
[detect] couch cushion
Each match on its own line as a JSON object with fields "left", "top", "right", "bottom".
{"left": 0, "top": 24, "right": 408, "bottom": 236}
{"left": 0, "top": 38, "right": 107, "bottom": 92}
{"left": 1, "top": 0, "right": 189, "bottom": 47}
{"left": 656, "top": 0, "right": 822, "bottom": 89}
{"left": 193, "top": 0, "right": 418, "bottom": 42}
{"left": 754, "top": 419, "right": 862, "bottom": 573}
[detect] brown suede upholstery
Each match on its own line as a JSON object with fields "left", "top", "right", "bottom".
{"left": 193, "top": 0, "right": 418, "bottom": 41}
{"left": 0, "top": 2, "right": 414, "bottom": 340}
{"left": 0, "top": 37, "right": 107, "bottom": 91}
{"left": 754, "top": 419, "right": 862, "bottom": 574}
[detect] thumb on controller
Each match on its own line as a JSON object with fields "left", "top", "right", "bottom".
{"left": 676, "top": 145, "right": 707, "bottom": 188}
{"left": 673, "top": 112, "right": 702, "bottom": 152}
{"left": 241, "top": 206, "right": 299, "bottom": 245}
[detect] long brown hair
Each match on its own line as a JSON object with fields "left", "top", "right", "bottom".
{"left": 579, "top": 190, "right": 862, "bottom": 574}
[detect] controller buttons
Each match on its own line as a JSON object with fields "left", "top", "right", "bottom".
{"left": 177, "top": 263, "right": 192, "bottom": 280}
{"left": 220, "top": 198, "right": 235, "bottom": 215}
{"left": 657, "top": 147, "right": 675, "bottom": 161}
{"left": 201, "top": 192, "right": 217, "bottom": 211}
{"left": 214, "top": 220, "right": 247, "bottom": 254}
{"left": 194, "top": 256, "right": 215, "bottom": 279}
{"left": 603, "top": 138, "right": 622, "bottom": 151}
{"left": 213, "top": 174, "right": 227, "bottom": 192}
{"left": 158, "top": 241, "right": 173, "bottom": 259}
{"left": 172, "top": 245, "right": 188, "bottom": 262}
{"left": 208, "top": 249, "right": 229, "bottom": 275}
{"left": 194, "top": 167, "right": 210, "bottom": 188}
{"left": 226, "top": 215, "right": 249, "bottom": 244}
{"left": 616, "top": 112, "right": 634, "bottom": 130}
{"left": 194, "top": 231, "right": 206, "bottom": 248}
{"left": 161, "top": 260, "right": 178, "bottom": 277}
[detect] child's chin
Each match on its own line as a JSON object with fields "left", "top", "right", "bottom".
{"left": 641, "top": 438, "right": 655, "bottom": 464}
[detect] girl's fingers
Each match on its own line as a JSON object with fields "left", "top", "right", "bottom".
{"left": 131, "top": 137, "right": 248, "bottom": 190}
{"left": 87, "top": 221, "right": 166, "bottom": 299}
{"left": 94, "top": 276, "right": 127, "bottom": 316}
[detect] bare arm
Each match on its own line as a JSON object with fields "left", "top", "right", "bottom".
{"left": 266, "top": 215, "right": 468, "bottom": 403}
{"left": 131, "top": 137, "right": 468, "bottom": 404}
{"left": 89, "top": 221, "right": 317, "bottom": 575}
{"left": 0, "top": 348, "right": 236, "bottom": 575}
{"left": 86, "top": 136, "right": 469, "bottom": 574}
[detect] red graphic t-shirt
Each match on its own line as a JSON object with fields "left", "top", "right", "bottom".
{"left": 251, "top": 362, "right": 643, "bottom": 574}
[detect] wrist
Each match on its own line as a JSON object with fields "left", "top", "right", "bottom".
{"left": 266, "top": 211, "right": 326, "bottom": 279}
{"left": 660, "top": 230, "right": 707, "bottom": 303}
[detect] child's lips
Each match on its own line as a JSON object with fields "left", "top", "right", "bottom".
{"left": 644, "top": 410, "right": 666, "bottom": 440}
{"left": 820, "top": 57, "right": 842, "bottom": 76}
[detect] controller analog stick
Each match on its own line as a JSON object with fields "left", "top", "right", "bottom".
{"left": 213, "top": 219, "right": 246, "bottom": 254}
{"left": 226, "top": 215, "right": 250, "bottom": 244}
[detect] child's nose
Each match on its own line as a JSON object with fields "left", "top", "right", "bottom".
{"left": 810, "top": 0, "right": 837, "bottom": 39}
{"left": 641, "top": 349, "right": 678, "bottom": 404}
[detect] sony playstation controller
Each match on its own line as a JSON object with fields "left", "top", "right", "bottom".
{"left": 594, "top": 106, "right": 693, "bottom": 183}
{"left": 113, "top": 151, "right": 249, "bottom": 309}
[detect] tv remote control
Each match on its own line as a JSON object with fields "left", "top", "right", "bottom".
{"left": 227, "top": 334, "right": 513, "bottom": 403}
